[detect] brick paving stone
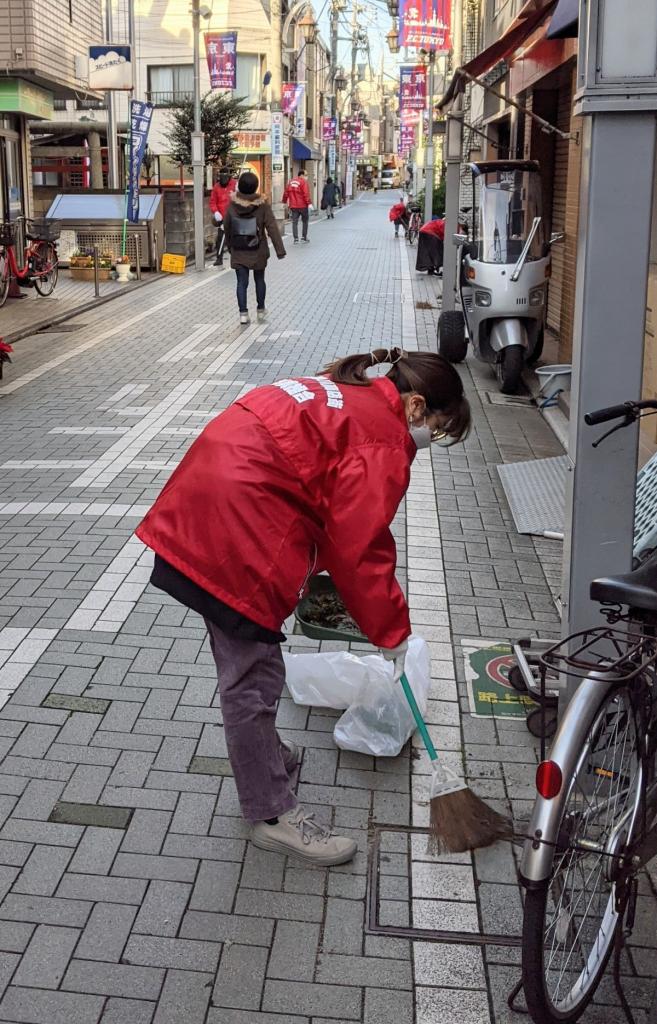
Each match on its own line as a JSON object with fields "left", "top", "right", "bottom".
{"left": 123, "top": 934, "right": 221, "bottom": 972}
{"left": 322, "top": 898, "right": 364, "bottom": 954}
{"left": 62, "top": 959, "right": 165, "bottom": 1000}
{"left": 212, "top": 943, "right": 268, "bottom": 1010}
{"left": 207, "top": 1012, "right": 308, "bottom": 1024}
{"left": 133, "top": 880, "right": 191, "bottom": 938}
{"left": 317, "top": 953, "right": 412, "bottom": 990}
{"left": 152, "top": 969, "right": 213, "bottom": 1024}
{"left": 189, "top": 859, "right": 240, "bottom": 913}
{"left": 13, "top": 924, "right": 79, "bottom": 988}
{"left": 0, "top": 922, "right": 35, "bottom": 954}
{"left": 0, "top": 987, "right": 105, "bottom": 1024}
{"left": 263, "top": 980, "right": 362, "bottom": 1020}
{"left": 364, "top": 988, "right": 414, "bottom": 1024}
{"left": 121, "top": 809, "right": 172, "bottom": 855}
{"left": 75, "top": 903, "right": 138, "bottom": 961}
{"left": 267, "top": 921, "right": 320, "bottom": 982}
{"left": 100, "top": 998, "right": 156, "bottom": 1024}
{"left": 180, "top": 910, "right": 274, "bottom": 946}
{"left": 0, "top": 893, "right": 92, "bottom": 927}
{"left": 13, "top": 845, "right": 72, "bottom": 896}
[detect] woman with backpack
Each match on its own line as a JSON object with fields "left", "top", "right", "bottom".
{"left": 223, "top": 171, "right": 286, "bottom": 325}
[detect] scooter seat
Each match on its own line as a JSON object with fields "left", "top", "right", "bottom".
{"left": 590, "top": 550, "right": 657, "bottom": 612}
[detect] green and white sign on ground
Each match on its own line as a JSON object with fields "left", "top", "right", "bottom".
{"left": 462, "top": 638, "right": 536, "bottom": 719}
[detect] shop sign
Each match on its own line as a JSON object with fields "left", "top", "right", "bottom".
{"left": 89, "top": 44, "right": 132, "bottom": 90}
{"left": 399, "top": 0, "right": 451, "bottom": 51}
{"left": 233, "top": 130, "right": 272, "bottom": 155}
{"left": 0, "top": 79, "right": 53, "bottom": 120}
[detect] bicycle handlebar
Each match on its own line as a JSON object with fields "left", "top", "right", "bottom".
{"left": 585, "top": 400, "right": 657, "bottom": 427}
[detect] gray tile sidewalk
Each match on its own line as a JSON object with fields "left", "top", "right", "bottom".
{"left": 0, "top": 194, "right": 654, "bottom": 1023}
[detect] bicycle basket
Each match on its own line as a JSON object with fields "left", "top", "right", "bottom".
{"left": 0, "top": 223, "right": 16, "bottom": 247}
{"left": 409, "top": 204, "right": 422, "bottom": 213}
{"left": 26, "top": 219, "right": 61, "bottom": 243}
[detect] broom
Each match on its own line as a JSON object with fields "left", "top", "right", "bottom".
{"left": 400, "top": 672, "right": 512, "bottom": 854}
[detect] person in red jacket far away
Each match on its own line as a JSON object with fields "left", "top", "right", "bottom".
{"left": 136, "top": 349, "right": 470, "bottom": 866}
{"left": 283, "top": 168, "right": 312, "bottom": 244}
{"left": 209, "top": 167, "right": 238, "bottom": 267}
{"left": 389, "top": 199, "right": 409, "bottom": 238}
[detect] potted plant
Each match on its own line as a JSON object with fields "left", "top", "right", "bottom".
{"left": 68, "top": 249, "right": 113, "bottom": 282}
{"left": 115, "top": 254, "right": 132, "bottom": 283}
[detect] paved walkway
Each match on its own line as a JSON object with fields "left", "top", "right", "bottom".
{"left": 0, "top": 195, "right": 654, "bottom": 1024}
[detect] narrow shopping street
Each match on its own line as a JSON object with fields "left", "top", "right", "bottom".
{"left": 0, "top": 195, "right": 654, "bottom": 1024}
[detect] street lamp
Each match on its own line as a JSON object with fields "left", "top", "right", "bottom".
{"left": 297, "top": 7, "right": 318, "bottom": 43}
{"left": 386, "top": 24, "right": 400, "bottom": 54}
{"left": 192, "top": 0, "right": 212, "bottom": 273}
{"left": 334, "top": 69, "right": 348, "bottom": 92}
{"left": 386, "top": 0, "right": 399, "bottom": 16}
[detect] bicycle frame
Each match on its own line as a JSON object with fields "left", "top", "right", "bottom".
{"left": 1, "top": 236, "right": 54, "bottom": 283}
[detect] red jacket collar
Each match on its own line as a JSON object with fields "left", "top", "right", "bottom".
{"left": 372, "top": 375, "right": 408, "bottom": 428}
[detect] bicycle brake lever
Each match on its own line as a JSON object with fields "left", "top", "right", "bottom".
{"left": 592, "top": 414, "right": 635, "bottom": 449}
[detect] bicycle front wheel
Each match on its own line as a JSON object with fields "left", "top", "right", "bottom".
{"left": 522, "top": 685, "right": 643, "bottom": 1024}
{"left": 33, "top": 242, "right": 58, "bottom": 296}
{"left": 0, "top": 249, "right": 9, "bottom": 308}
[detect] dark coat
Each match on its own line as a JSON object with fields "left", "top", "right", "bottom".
{"left": 321, "top": 182, "right": 339, "bottom": 209}
{"left": 224, "top": 192, "right": 286, "bottom": 271}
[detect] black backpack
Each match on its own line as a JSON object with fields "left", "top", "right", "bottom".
{"left": 231, "top": 214, "right": 260, "bottom": 251}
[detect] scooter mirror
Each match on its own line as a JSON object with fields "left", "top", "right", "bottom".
{"left": 453, "top": 232, "right": 468, "bottom": 246}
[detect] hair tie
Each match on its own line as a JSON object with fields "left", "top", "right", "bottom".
{"left": 371, "top": 351, "right": 381, "bottom": 366}
{"left": 391, "top": 347, "right": 405, "bottom": 364}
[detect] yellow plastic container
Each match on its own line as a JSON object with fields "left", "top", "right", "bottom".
{"left": 161, "top": 253, "right": 186, "bottom": 274}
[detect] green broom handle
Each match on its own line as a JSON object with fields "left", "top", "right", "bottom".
{"left": 399, "top": 672, "right": 439, "bottom": 763}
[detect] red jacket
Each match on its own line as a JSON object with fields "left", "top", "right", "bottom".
{"left": 283, "top": 176, "right": 311, "bottom": 209}
{"left": 209, "top": 179, "right": 237, "bottom": 218}
{"left": 389, "top": 202, "right": 407, "bottom": 223}
{"left": 136, "top": 376, "right": 414, "bottom": 648}
{"left": 420, "top": 218, "right": 445, "bottom": 239}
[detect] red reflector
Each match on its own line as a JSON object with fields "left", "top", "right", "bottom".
{"left": 536, "top": 760, "right": 562, "bottom": 799}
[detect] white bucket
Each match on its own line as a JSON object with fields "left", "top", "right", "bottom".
{"left": 536, "top": 364, "right": 572, "bottom": 401}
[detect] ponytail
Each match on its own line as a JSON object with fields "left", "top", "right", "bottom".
{"left": 321, "top": 347, "right": 471, "bottom": 444}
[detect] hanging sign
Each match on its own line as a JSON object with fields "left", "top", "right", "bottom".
{"left": 328, "top": 140, "right": 337, "bottom": 173}
{"left": 322, "top": 116, "right": 337, "bottom": 141}
{"left": 89, "top": 44, "right": 132, "bottom": 90}
{"left": 282, "top": 82, "right": 305, "bottom": 115}
{"left": 127, "top": 100, "right": 154, "bottom": 224}
{"left": 399, "top": 0, "right": 451, "bottom": 51}
{"left": 400, "top": 65, "right": 427, "bottom": 111}
{"left": 205, "top": 32, "right": 237, "bottom": 90}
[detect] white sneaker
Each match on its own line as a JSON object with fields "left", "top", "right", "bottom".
{"left": 257, "top": 308, "right": 267, "bottom": 323}
{"left": 252, "top": 807, "right": 357, "bottom": 866}
{"left": 281, "top": 739, "right": 300, "bottom": 772}
{"left": 240, "top": 312, "right": 250, "bottom": 325}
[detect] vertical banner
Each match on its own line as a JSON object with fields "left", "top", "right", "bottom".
{"left": 127, "top": 99, "right": 154, "bottom": 224}
{"left": 399, "top": 0, "right": 451, "bottom": 50}
{"left": 282, "top": 82, "right": 305, "bottom": 115}
{"left": 328, "top": 140, "right": 337, "bottom": 173}
{"left": 205, "top": 32, "right": 237, "bottom": 90}
{"left": 322, "top": 116, "right": 337, "bottom": 141}
{"left": 400, "top": 66, "right": 427, "bottom": 111}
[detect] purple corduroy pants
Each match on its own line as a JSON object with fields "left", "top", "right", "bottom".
{"left": 205, "top": 619, "right": 298, "bottom": 823}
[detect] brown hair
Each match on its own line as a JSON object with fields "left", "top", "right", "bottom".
{"left": 323, "top": 347, "right": 471, "bottom": 444}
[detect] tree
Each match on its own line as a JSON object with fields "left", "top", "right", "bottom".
{"left": 164, "top": 92, "right": 251, "bottom": 168}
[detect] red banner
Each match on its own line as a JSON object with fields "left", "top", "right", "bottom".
{"left": 400, "top": 0, "right": 451, "bottom": 51}
{"left": 204, "top": 32, "right": 237, "bottom": 90}
{"left": 282, "top": 82, "right": 305, "bottom": 115}
{"left": 400, "top": 65, "right": 427, "bottom": 111}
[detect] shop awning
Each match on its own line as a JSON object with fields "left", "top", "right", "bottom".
{"left": 546, "top": 0, "right": 578, "bottom": 39}
{"left": 292, "top": 138, "right": 322, "bottom": 161}
{"left": 437, "top": 0, "right": 558, "bottom": 109}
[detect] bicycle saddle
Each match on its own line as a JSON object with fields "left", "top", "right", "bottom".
{"left": 590, "top": 550, "right": 657, "bottom": 611}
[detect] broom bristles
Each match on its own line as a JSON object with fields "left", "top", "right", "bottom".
{"left": 427, "top": 785, "right": 512, "bottom": 855}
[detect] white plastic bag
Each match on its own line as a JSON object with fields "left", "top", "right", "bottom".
{"left": 283, "top": 649, "right": 370, "bottom": 709}
{"left": 333, "top": 636, "right": 431, "bottom": 757}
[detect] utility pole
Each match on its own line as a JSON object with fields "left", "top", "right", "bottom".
{"left": 440, "top": 0, "right": 463, "bottom": 316}
{"left": 270, "top": 0, "right": 284, "bottom": 219}
{"left": 105, "top": 0, "right": 120, "bottom": 189}
{"left": 423, "top": 51, "right": 436, "bottom": 223}
{"left": 561, "top": 0, "right": 657, "bottom": 700}
{"left": 191, "top": 0, "right": 205, "bottom": 271}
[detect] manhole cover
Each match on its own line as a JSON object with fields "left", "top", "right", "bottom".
{"left": 37, "top": 323, "right": 86, "bottom": 333}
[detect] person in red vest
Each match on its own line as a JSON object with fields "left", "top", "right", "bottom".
{"left": 416, "top": 216, "right": 445, "bottom": 275}
{"left": 282, "top": 169, "right": 312, "bottom": 243}
{"left": 209, "top": 167, "right": 238, "bottom": 267}
{"left": 136, "top": 348, "right": 470, "bottom": 866}
{"left": 389, "top": 199, "right": 409, "bottom": 238}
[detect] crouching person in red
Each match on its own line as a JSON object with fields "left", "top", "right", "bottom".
{"left": 389, "top": 200, "right": 409, "bottom": 238}
{"left": 136, "top": 350, "right": 470, "bottom": 866}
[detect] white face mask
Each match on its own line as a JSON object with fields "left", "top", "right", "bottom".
{"left": 408, "top": 417, "right": 432, "bottom": 449}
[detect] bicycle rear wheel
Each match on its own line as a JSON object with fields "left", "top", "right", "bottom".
{"left": 0, "top": 249, "right": 9, "bottom": 308}
{"left": 522, "top": 686, "right": 643, "bottom": 1023}
{"left": 33, "top": 242, "right": 58, "bottom": 296}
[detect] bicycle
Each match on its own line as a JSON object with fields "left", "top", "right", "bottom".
{"left": 407, "top": 205, "right": 422, "bottom": 245}
{"left": 0, "top": 217, "right": 60, "bottom": 309}
{"left": 519, "top": 398, "right": 657, "bottom": 1024}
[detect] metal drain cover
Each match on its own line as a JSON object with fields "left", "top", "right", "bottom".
{"left": 38, "top": 323, "right": 86, "bottom": 334}
{"left": 485, "top": 391, "right": 533, "bottom": 407}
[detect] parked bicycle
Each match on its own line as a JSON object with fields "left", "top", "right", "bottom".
{"left": 0, "top": 218, "right": 60, "bottom": 308}
{"left": 407, "top": 204, "right": 422, "bottom": 245}
{"left": 519, "top": 399, "right": 657, "bottom": 1024}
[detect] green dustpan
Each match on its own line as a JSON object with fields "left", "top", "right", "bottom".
{"left": 294, "top": 575, "right": 367, "bottom": 644}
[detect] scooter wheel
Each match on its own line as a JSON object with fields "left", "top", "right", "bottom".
{"left": 438, "top": 311, "right": 468, "bottom": 364}
{"left": 508, "top": 664, "right": 529, "bottom": 693}
{"left": 498, "top": 345, "right": 524, "bottom": 395}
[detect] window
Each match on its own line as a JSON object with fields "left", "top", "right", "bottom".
{"left": 148, "top": 65, "right": 194, "bottom": 105}
{"left": 53, "top": 98, "right": 67, "bottom": 111}
{"left": 235, "top": 54, "right": 261, "bottom": 106}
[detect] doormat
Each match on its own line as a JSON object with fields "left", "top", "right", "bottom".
{"left": 462, "top": 638, "right": 536, "bottom": 718}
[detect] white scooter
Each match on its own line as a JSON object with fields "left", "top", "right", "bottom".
{"left": 438, "top": 160, "right": 563, "bottom": 395}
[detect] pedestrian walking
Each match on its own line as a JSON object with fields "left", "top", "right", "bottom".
{"left": 136, "top": 348, "right": 470, "bottom": 866}
{"left": 223, "top": 171, "right": 286, "bottom": 326}
{"left": 321, "top": 177, "right": 340, "bottom": 219}
{"left": 416, "top": 216, "right": 445, "bottom": 275}
{"left": 283, "top": 169, "right": 312, "bottom": 243}
{"left": 209, "top": 167, "right": 237, "bottom": 267}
